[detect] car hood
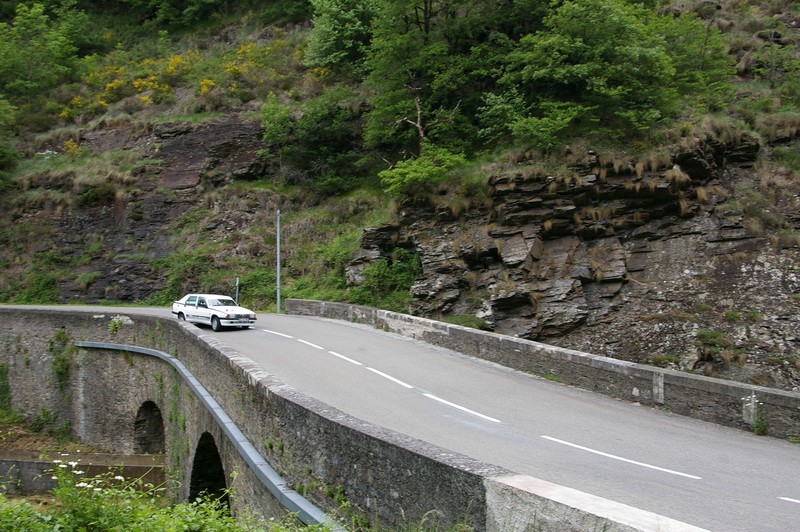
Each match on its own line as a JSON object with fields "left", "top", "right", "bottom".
{"left": 210, "top": 305, "right": 254, "bottom": 314}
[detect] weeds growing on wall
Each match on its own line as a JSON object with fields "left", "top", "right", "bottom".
{"left": 0, "top": 363, "right": 17, "bottom": 423}
{"left": 48, "top": 328, "right": 76, "bottom": 392}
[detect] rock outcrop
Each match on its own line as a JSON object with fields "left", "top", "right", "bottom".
{"left": 347, "top": 136, "right": 800, "bottom": 390}
{"left": 5, "top": 116, "right": 269, "bottom": 303}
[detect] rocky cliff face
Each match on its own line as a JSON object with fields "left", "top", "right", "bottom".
{"left": 4, "top": 115, "right": 799, "bottom": 392}
{"left": 348, "top": 135, "right": 800, "bottom": 391}
{"left": 5, "top": 115, "right": 269, "bottom": 302}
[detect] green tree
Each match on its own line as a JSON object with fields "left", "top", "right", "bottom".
{"left": 497, "top": 0, "right": 678, "bottom": 148}
{"left": 116, "top": 0, "right": 225, "bottom": 26}
{"left": 362, "top": 0, "right": 547, "bottom": 157}
{"left": 0, "top": 2, "right": 85, "bottom": 102}
{"left": 260, "top": 92, "right": 293, "bottom": 164}
{"left": 261, "top": 86, "right": 366, "bottom": 193}
{"left": 656, "top": 11, "right": 734, "bottom": 111}
{"left": 0, "top": 97, "right": 14, "bottom": 127}
{"left": 304, "top": 0, "right": 376, "bottom": 72}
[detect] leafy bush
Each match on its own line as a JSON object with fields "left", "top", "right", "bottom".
{"left": 0, "top": 461, "right": 273, "bottom": 531}
{"left": 350, "top": 249, "right": 421, "bottom": 311}
{"left": 149, "top": 251, "right": 221, "bottom": 305}
{"left": 13, "top": 269, "right": 60, "bottom": 304}
{"left": 76, "top": 182, "right": 117, "bottom": 207}
{"left": 30, "top": 408, "right": 57, "bottom": 433}
{"left": 237, "top": 268, "right": 278, "bottom": 311}
{"left": 261, "top": 86, "right": 366, "bottom": 193}
{"left": 379, "top": 142, "right": 467, "bottom": 197}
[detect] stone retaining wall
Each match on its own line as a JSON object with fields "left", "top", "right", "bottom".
{"left": 284, "top": 299, "right": 800, "bottom": 439}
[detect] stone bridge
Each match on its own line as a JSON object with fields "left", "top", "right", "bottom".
{"left": 1, "top": 304, "right": 798, "bottom": 530}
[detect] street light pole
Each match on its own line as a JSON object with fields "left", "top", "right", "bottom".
{"left": 276, "top": 209, "right": 281, "bottom": 314}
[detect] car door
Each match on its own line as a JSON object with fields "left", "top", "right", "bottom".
{"left": 196, "top": 296, "right": 212, "bottom": 324}
{"left": 183, "top": 295, "right": 198, "bottom": 322}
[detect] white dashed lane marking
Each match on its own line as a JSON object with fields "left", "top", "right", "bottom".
{"left": 541, "top": 436, "right": 702, "bottom": 479}
{"left": 328, "top": 351, "right": 362, "bottom": 365}
{"left": 366, "top": 367, "right": 414, "bottom": 388}
{"left": 297, "top": 339, "right": 324, "bottom": 350}
{"left": 424, "top": 393, "right": 501, "bottom": 423}
{"left": 263, "top": 329, "right": 293, "bottom": 338}
{"left": 261, "top": 327, "right": 501, "bottom": 423}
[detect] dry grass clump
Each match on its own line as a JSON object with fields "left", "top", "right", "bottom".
{"left": 754, "top": 112, "right": 800, "bottom": 141}
{"left": 664, "top": 166, "right": 692, "bottom": 185}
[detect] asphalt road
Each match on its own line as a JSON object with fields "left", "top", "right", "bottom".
{"left": 15, "top": 306, "right": 800, "bottom": 530}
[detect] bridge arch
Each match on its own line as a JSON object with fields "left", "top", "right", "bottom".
{"left": 133, "top": 401, "right": 165, "bottom": 454}
{"left": 189, "top": 431, "right": 228, "bottom": 506}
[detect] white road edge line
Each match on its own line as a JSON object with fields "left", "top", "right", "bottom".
{"left": 297, "top": 339, "right": 324, "bottom": 350}
{"left": 262, "top": 329, "right": 293, "bottom": 338}
{"left": 328, "top": 351, "right": 363, "bottom": 366}
{"left": 424, "top": 393, "right": 501, "bottom": 423}
{"left": 366, "top": 367, "right": 413, "bottom": 389}
{"left": 541, "top": 436, "right": 702, "bottom": 480}
{"left": 779, "top": 497, "right": 800, "bottom": 504}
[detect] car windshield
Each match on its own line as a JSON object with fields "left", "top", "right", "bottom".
{"left": 210, "top": 298, "right": 237, "bottom": 307}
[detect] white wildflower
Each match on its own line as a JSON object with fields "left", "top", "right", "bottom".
{"left": 114, "top": 475, "right": 125, "bottom": 481}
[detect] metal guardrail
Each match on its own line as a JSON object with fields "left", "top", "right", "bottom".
{"left": 75, "top": 341, "right": 341, "bottom": 529}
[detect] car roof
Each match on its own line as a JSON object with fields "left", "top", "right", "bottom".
{"left": 188, "top": 294, "right": 235, "bottom": 299}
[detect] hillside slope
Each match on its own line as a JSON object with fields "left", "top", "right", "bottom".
{"left": 0, "top": 1, "right": 798, "bottom": 391}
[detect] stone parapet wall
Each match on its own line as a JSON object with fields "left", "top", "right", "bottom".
{"left": 0, "top": 307, "right": 709, "bottom": 530}
{"left": 284, "top": 299, "right": 800, "bottom": 439}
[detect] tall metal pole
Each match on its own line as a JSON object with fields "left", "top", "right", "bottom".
{"left": 276, "top": 209, "right": 281, "bottom": 314}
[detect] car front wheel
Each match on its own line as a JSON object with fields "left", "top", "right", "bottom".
{"left": 177, "top": 312, "right": 185, "bottom": 320}
{"left": 211, "top": 316, "right": 222, "bottom": 332}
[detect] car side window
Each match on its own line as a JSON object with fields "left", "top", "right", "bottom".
{"left": 186, "top": 296, "right": 197, "bottom": 306}
{"left": 198, "top": 297, "right": 207, "bottom": 308}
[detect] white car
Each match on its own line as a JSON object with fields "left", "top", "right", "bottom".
{"left": 172, "top": 293, "right": 257, "bottom": 331}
